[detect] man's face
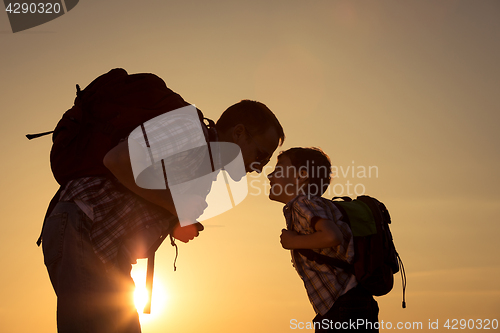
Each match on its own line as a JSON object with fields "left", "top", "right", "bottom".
{"left": 237, "top": 126, "right": 280, "bottom": 173}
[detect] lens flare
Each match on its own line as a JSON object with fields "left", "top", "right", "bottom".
{"left": 131, "top": 259, "right": 168, "bottom": 319}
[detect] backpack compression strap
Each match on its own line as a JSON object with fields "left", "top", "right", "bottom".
{"left": 26, "top": 131, "right": 54, "bottom": 140}
{"left": 26, "top": 85, "right": 81, "bottom": 141}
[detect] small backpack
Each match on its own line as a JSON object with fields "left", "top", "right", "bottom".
{"left": 296, "top": 195, "right": 407, "bottom": 308}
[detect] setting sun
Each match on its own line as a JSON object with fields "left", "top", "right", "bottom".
{"left": 134, "top": 283, "right": 149, "bottom": 314}
{"left": 131, "top": 259, "right": 168, "bottom": 318}
{"left": 3, "top": 2, "right": 500, "bottom": 332}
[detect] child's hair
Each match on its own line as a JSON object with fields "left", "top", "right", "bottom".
{"left": 278, "top": 147, "right": 332, "bottom": 196}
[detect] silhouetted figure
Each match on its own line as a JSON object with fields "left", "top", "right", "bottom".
{"left": 39, "top": 69, "right": 284, "bottom": 333}
{"left": 268, "top": 148, "right": 379, "bottom": 332}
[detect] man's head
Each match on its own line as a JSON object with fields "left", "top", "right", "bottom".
{"left": 268, "top": 147, "right": 331, "bottom": 204}
{"left": 216, "top": 100, "right": 285, "bottom": 173}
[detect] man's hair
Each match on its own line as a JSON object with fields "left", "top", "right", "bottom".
{"left": 216, "top": 100, "right": 285, "bottom": 146}
{"left": 278, "top": 147, "right": 332, "bottom": 196}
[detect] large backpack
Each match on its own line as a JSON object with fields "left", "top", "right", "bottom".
{"left": 296, "top": 195, "right": 407, "bottom": 308}
{"left": 37, "top": 68, "right": 213, "bottom": 185}
{"left": 29, "top": 68, "right": 215, "bottom": 239}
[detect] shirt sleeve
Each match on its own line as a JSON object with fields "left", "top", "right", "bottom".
{"left": 290, "top": 195, "right": 333, "bottom": 234}
{"left": 291, "top": 195, "right": 355, "bottom": 263}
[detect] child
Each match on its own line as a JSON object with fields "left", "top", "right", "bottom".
{"left": 267, "top": 147, "right": 379, "bottom": 332}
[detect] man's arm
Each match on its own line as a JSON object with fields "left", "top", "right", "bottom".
{"left": 280, "top": 218, "right": 343, "bottom": 250}
{"left": 103, "top": 139, "right": 204, "bottom": 242}
{"left": 103, "top": 139, "right": 178, "bottom": 213}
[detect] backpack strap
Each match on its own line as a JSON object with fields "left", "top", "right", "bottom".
{"left": 27, "top": 85, "right": 82, "bottom": 142}
{"left": 142, "top": 231, "right": 178, "bottom": 314}
{"left": 26, "top": 131, "right": 54, "bottom": 140}
{"left": 397, "top": 252, "right": 407, "bottom": 308}
{"left": 143, "top": 251, "right": 155, "bottom": 314}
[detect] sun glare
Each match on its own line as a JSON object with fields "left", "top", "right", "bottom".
{"left": 134, "top": 284, "right": 149, "bottom": 313}
{"left": 131, "top": 259, "right": 168, "bottom": 319}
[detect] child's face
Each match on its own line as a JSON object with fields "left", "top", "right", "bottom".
{"left": 267, "top": 155, "right": 307, "bottom": 204}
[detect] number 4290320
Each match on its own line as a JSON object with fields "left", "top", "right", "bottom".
{"left": 5, "top": 2, "right": 62, "bottom": 14}
{"left": 444, "top": 319, "right": 498, "bottom": 330}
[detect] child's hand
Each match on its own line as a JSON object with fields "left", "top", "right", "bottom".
{"left": 280, "top": 229, "right": 299, "bottom": 249}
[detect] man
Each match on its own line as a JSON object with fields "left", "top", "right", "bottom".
{"left": 42, "top": 98, "right": 284, "bottom": 333}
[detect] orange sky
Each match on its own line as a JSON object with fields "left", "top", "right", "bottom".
{"left": 1, "top": 1, "right": 499, "bottom": 332}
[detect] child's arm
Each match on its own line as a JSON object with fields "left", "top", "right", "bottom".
{"left": 280, "top": 218, "right": 343, "bottom": 250}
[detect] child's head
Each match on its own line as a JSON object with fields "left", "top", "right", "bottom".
{"left": 267, "top": 147, "right": 331, "bottom": 203}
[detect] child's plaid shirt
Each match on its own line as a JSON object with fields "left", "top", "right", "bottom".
{"left": 283, "top": 194, "right": 357, "bottom": 315}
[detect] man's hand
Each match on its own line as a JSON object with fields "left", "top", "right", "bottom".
{"left": 173, "top": 222, "right": 205, "bottom": 243}
{"left": 280, "top": 229, "right": 299, "bottom": 249}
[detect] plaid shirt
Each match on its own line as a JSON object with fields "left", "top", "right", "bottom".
{"left": 283, "top": 195, "right": 356, "bottom": 315}
{"left": 60, "top": 177, "right": 177, "bottom": 267}
{"left": 59, "top": 107, "right": 212, "bottom": 268}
